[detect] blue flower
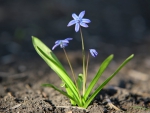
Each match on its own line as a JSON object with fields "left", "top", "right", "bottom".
{"left": 89, "top": 49, "right": 98, "bottom": 57}
{"left": 67, "top": 11, "right": 91, "bottom": 32}
{"left": 52, "top": 38, "right": 73, "bottom": 50}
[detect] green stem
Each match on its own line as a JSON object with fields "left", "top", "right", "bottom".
{"left": 79, "top": 27, "right": 86, "bottom": 95}
{"left": 63, "top": 48, "right": 78, "bottom": 88}
{"left": 85, "top": 53, "right": 89, "bottom": 83}
{"left": 63, "top": 48, "right": 81, "bottom": 101}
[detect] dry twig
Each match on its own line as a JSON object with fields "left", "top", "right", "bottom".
{"left": 105, "top": 96, "right": 121, "bottom": 111}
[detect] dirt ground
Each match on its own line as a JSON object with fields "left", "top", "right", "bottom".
{"left": 1, "top": 1, "right": 150, "bottom": 113}
{"left": 0, "top": 39, "right": 150, "bottom": 113}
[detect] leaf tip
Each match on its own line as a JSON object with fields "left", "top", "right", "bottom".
{"left": 131, "top": 54, "right": 134, "bottom": 57}
{"left": 111, "top": 54, "right": 114, "bottom": 58}
{"left": 32, "top": 36, "right": 38, "bottom": 40}
{"left": 31, "top": 36, "right": 35, "bottom": 39}
{"left": 129, "top": 54, "right": 134, "bottom": 59}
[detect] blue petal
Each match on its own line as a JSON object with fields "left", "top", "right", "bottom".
{"left": 79, "top": 11, "right": 85, "bottom": 19}
{"left": 52, "top": 44, "right": 59, "bottom": 50}
{"left": 80, "top": 22, "right": 88, "bottom": 28}
{"left": 67, "top": 20, "right": 76, "bottom": 27}
{"left": 55, "top": 40, "right": 61, "bottom": 44}
{"left": 89, "top": 49, "right": 98, "bottom": 57}
{"left": 65, "top": 38, "right": 73, "bottom": 41}
{"left": 75, "top": 23, "right": 80, "bottom": 32}
{"left": 91, "top": 52, "right": 95, "bottom": 57}
{"left": 82, "top": 19, "right": 91, "bottom": 23}
{"left": 72, "top": 13, "right": 78, "bottom": 20}
{"left": 62, "top": 40, "right": 69, "bottom": 43}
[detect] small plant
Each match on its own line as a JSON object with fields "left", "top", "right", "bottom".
{"left": 32, "top": 11, "right": 134, "bottom": 108}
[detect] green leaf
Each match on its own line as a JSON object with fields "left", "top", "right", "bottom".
{"left": 32, "top": 36, "right": 81, "bottom": 106}
{"left": 83, "top": 54, "right": 134, "bottom": 108}
{"left": 84, "top": 54, "right": 114, "bottom": 101}
{"left": 60, "top": 82, "right": 76, "bottom": 105}
{"left": 42, "top": 84, "right": 79, "bottom": 105}
{"left": 32, "top": 36, "right": 65, "bottom": 72}
{"left": 65, "top": 85, "right": 76, "bottom": 105}
{"left": 77, "top": 74, "right": 83, "bottom": 92}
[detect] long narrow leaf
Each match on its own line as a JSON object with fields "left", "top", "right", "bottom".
{"left": 37, "top": 46, "right": 79, "bottom": 101}
{"left": 84, "top": 54, "right": 134, "bottom": 108}
{"left": 36, "top": 46, "right": 80, "bottom": 104}
{"left": 32, "top": 37, "right": 81, "bottom": 106}
{"left": 65, "top": 85, "right": 76, "bottom": 105}
{"left": 32, "top": 36, "right": 66, "bottom": 72}
{"left": 84, "top": 55, "right": 113, "bottom": 100}
{"left": 42, "top": 84, "right": 79, "bottom": 105}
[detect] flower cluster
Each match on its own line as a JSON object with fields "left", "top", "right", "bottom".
{"left": 52, "top": 11, "right": 98, "bottom": 57}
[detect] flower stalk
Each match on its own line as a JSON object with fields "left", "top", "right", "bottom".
{"left": 85, "top": 52, "right": 89, "bottom": 84}
{"left": 63, "top": 48, "right": 78, "bottom": 91}
{"left": 79, "top": 27, "right": 86, "bottom": 95}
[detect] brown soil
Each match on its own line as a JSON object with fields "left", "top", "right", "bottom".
{"left": 0, "top": 40, "right": 150, "bottom": 113}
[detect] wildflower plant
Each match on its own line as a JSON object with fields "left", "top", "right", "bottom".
{"left": 32, "top": 10, "right": 134, "bottom": 108}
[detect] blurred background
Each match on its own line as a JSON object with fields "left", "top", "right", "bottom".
{"left": 0, "top": 0, "right": 150, "bottom": 64}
